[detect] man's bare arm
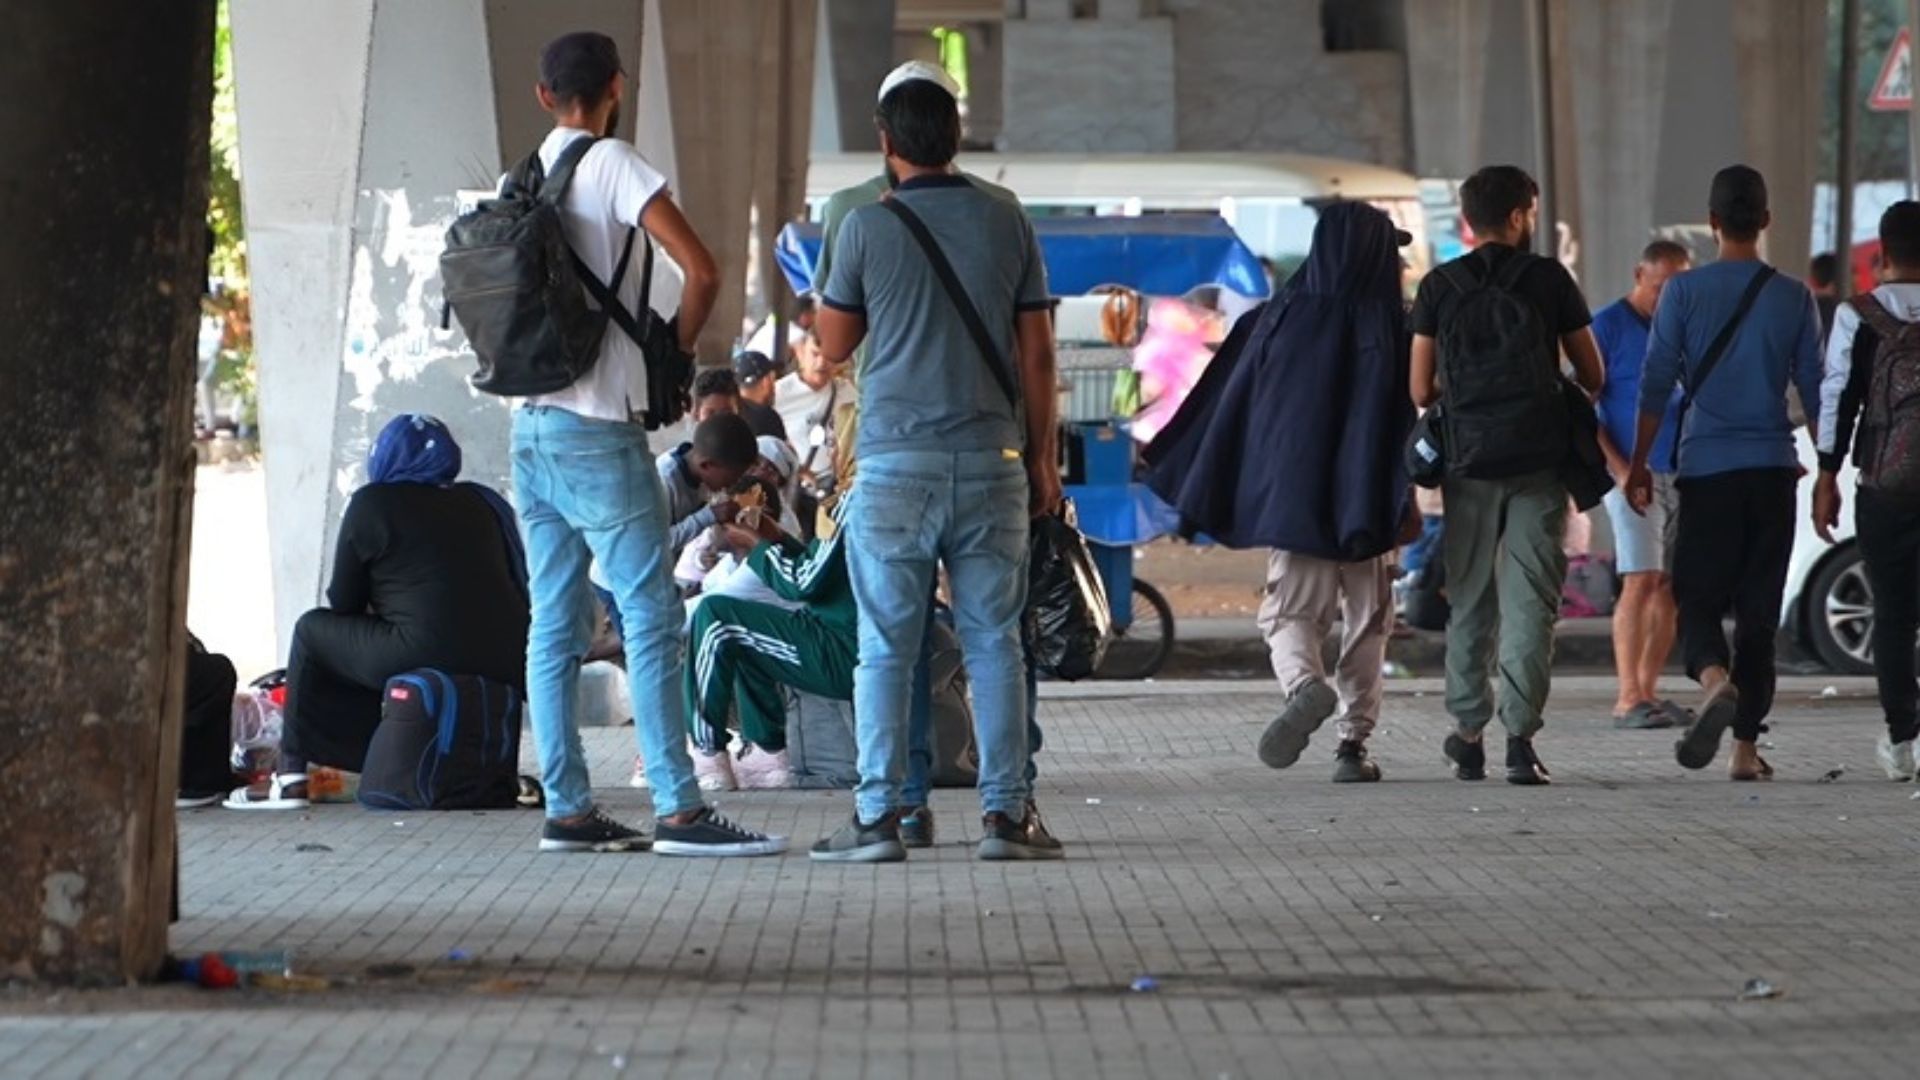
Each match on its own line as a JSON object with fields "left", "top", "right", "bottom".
{"left": 641, "top": 195, "right": 718, "bottom": 353}
{"left": 1410, "top": 334, "right": 1440, "bottom": 407}
{"left": 1016, "top": 308, "right": 1062, "bottom": 516}
{"left": 1561, "top": 326, "right": 1605, "bottom": 396}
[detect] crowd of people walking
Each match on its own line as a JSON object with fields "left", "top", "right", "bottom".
{"left": 201, "top": 30, "right": 1920, "bottom": 860}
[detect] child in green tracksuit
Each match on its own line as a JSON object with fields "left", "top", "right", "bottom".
{"left": 685, "top": 524, "right": 856, "bottom": 755}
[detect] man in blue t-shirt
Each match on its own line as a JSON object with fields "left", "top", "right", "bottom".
{"left": 1593, "top": 240, "right": 1691, "bottom": 730}
{"left": 1626, "top": 165, "right": 1824, "bottom": 780}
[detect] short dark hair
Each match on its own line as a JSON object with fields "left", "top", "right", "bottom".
{"left": 1641, "top": 239, "right": 1691, "bottom": 267}
{"left": 693, "top": 368, "right": 740, "bottom": 401}
{"left": 1880, "top": 201, "right": 1920, "bottom": 268}
{"left": 1709, "top": 165, "right": 1768, "bottom": 242}
{"left": 540, "top": 32, "right": 622, "bottom": 108}
{"left": 1459, "top": 166, "right": 1539, "bottom": 236}
{"left": 1808, "top": 252, "right": 1838, "bottom": 287}
{"left": 690, "top": 413, "right": 758, "bottom": 469}
{"left": 875, "top": 79, "right": 960, "bottom": 169}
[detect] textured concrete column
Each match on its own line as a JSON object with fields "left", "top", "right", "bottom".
{"left": 813, "top": 0, "right": 896, "bottom": 154}
{"left": 234, "top": 0, "right": 506, "bottom": 648}
{"left": 0, "top": 0, "right": 214, "bottom": 982}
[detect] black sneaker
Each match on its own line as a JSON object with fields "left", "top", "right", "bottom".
{"left": 899, "top": 805, "right": 936, "bottom": 849}
{"left": 1330, "top": 740, "right": 1382, "bottom": 783}
{"left": 1676, "top": 682, "right": 1739, "bottom": 770}
{"left": 540, "top": 808, "right": 649, "bottom": 853}
{"left": 652, "top": 807, "right": 787, "bottom": 857}
{"left": 1505, "top": 737, "right": 1551, "bottom": 786}
{"left": 1443, "top": 733, "right": 1486, "bottom": 781}
{"left": 977, "top": 802, "right": 1066, "bottom": 861}
{"left": 810, "top": 812, "right": 907, "bottom": 863}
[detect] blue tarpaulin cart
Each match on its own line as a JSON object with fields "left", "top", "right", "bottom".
{"left": 779, "top": 213, "right": 1265, "bottom": 678}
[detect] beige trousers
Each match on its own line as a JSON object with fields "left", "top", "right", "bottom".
{"left": 1255, "top": 551, "right": 1393, "bottom": 742}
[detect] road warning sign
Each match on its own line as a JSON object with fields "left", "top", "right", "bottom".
{"left": 1871, "top": 27, "right": 1912, "bottom": 111}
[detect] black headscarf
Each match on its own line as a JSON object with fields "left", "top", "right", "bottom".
{"left": 1144, "top": 202, "right": 1414, "bottom": 560}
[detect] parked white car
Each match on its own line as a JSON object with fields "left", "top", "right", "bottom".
{"left": 1782, "top": 429, "right": 1875, "bottom": 674}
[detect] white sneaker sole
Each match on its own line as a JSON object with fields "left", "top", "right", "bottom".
{"left": 653, "top": 837, "right": 788, "bottom": 857}
{"left": 538, "top": 837, "right": 648, "bottom": 853}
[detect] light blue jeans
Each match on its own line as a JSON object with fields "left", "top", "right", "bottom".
{"left": 848, "top": 449, "right": 1031, "bottom": 822}
{"left": 511, "top": 406, "right": 701, "bottom": 821}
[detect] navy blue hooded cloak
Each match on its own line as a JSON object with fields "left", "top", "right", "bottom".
{"left": 1143, "top": 202, "right": 1414, "bottom": 561}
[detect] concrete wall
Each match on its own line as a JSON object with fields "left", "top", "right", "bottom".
{"left": 1000, "top": 14, "right": 1176, "bottom": 151}
{"left": 1171, "top": 0, "right": 1405, "bottom": 164}
{"left": 995, "top": 0, "right": 1405, "bottom": 164}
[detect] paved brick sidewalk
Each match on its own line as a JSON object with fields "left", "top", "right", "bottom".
{"left": 8, "top": 676, "right": 1920, "bottom": 1078}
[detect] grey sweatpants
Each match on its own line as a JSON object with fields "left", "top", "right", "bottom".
{"left": 1256, "top": 551, "right": 1393, "bottom": 742}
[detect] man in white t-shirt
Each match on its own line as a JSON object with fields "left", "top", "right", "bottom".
{"left": 510, "top": 31, "right": 784, "bottom": 857}
{"left": 774, "top": 327, "right": 857, "bottom": 486}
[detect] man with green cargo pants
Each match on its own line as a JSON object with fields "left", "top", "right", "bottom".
{"left": 1408, "top": 165, "right": 1605, "bottom": 785}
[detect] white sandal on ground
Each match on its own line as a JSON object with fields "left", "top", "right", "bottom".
{"left": 224, "top": 772, "right": 311, "bottom": 810}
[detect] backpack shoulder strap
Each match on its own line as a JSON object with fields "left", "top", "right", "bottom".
{"left": 1851, "top": 292, "right": 1908, "bottom": 341}
{"left": 1436, "top": 259, "right": 1481, "bottom": 296}
{"left": 539, "top": 136, "right": 600, "bottom": 204}
{"left": 1666, "top": 264, "right": 1776, "bottom": 470}
{"left": 1491, "top": 250, "right": 1541, "bottom": 291}
{"left": 879, "top": 198, "right": 1020, "bottom": 409}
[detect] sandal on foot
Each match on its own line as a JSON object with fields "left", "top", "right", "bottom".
{"left": 224, "top": 773, "right": 311, "bottom": 810}
{"left": 1731, "top": 755, "right": 1774, "bottom": 782}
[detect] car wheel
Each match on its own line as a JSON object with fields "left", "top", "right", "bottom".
{"left": 1806, "top": 545, "right": 1876, "bottom": 676}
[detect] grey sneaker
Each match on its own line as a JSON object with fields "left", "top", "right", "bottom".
{"left": 1613, "top": 702, "right": 1675, "bottom": 730}
{"left": 1258, "top": 678, "right": 1339, "bottom": 768}
{"left": 810, "top": 812, "right": 907, "bottom": 863}
{"left": 899, "top": 805, "right": 936, "bottom": 849}
{"left": 651, "top": 807, "right": 787, "bottom": 857}
{"left": 1330, "top": 740, "right": 1381, "bottom": 783}
{"left": 977, "top": 802, "right": 1065, "bottom": 861}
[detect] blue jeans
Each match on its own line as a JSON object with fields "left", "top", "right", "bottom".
{"left": 511, "top": 406, "right": 701, "bottom": 821}
{"left": 848, "top": 449, "right": 1030, "bottom": 821}
{"left": 901, "top": 607, "right": 1042, "bottom": 809}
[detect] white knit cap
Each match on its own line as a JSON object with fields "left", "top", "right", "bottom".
{"left": 877, "top": 59, "right": 959, "bottom": 103}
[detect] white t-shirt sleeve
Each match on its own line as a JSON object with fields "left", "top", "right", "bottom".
{"left": 588, "top": 141, "right": 670, "bottom": 227}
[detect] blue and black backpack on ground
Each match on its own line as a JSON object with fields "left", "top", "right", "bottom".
{"left": 358, "top": 670, "right": 523, "bottom": 811}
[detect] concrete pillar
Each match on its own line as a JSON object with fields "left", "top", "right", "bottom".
{"left": 1406, "top": 0, "right": 1826, "bottom": 287}
{"left": 0, "top": 0, "right": 214, "bottom": 982}
{"left": 813, "top": 0, "right": 897, "bottom": 154}
{"left": 234, "top": 0, "right": 507, "bottom": 650}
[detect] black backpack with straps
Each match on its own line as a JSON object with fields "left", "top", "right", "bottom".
{"left": 441, "top": 138, "right": 692, "bottom": 427}
{"left": 1435, "top": 252, "right": 1568, "bottom": 479}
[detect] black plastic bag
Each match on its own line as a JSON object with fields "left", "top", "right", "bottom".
{"left": 1025, "top": 504, "right": 1114, "bottom": 681}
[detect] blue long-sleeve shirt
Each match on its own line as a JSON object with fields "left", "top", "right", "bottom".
{"left": 1637, "top": 260, "right": 1823, "bottom": 479}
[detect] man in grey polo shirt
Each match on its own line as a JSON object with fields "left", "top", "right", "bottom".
{"left": 809, "top": 77, "right": 1063, "bottom": 863}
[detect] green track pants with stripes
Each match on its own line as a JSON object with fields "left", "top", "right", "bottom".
{"left": 685, "top": 594, "right": 857, "bottom": 753}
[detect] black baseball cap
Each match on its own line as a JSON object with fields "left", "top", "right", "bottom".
{"left": 540, "top": 32, "right": 623, "bottom": 103}
{"left": 733, "top": 350, "right": 781, "bottom": 386}
{"left": 1709, "top": 165, "right": 1768, "bottom": 222}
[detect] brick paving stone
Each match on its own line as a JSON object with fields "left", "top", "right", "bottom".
{"left": 7, "top": 676, "right": 1920, "bottom": 1076}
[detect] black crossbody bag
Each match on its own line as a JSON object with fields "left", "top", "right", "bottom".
{"left": 878, "top": 199, "right": 1022, "bottom": 409}
{"left": 1668, "top": 265, "right": 1776, "bottom": 471}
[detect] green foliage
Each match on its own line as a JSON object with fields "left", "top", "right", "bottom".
{"left": 206, "top": 0, "right": 257, "bottom": 432}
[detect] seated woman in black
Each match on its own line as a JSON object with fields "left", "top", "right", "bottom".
{"left": 227, "top": 414, "right": 529, "bottom": 809}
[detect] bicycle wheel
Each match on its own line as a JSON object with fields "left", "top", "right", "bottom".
{"left": 1096, "top": 579, "right": 1175, "bottom": 680}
